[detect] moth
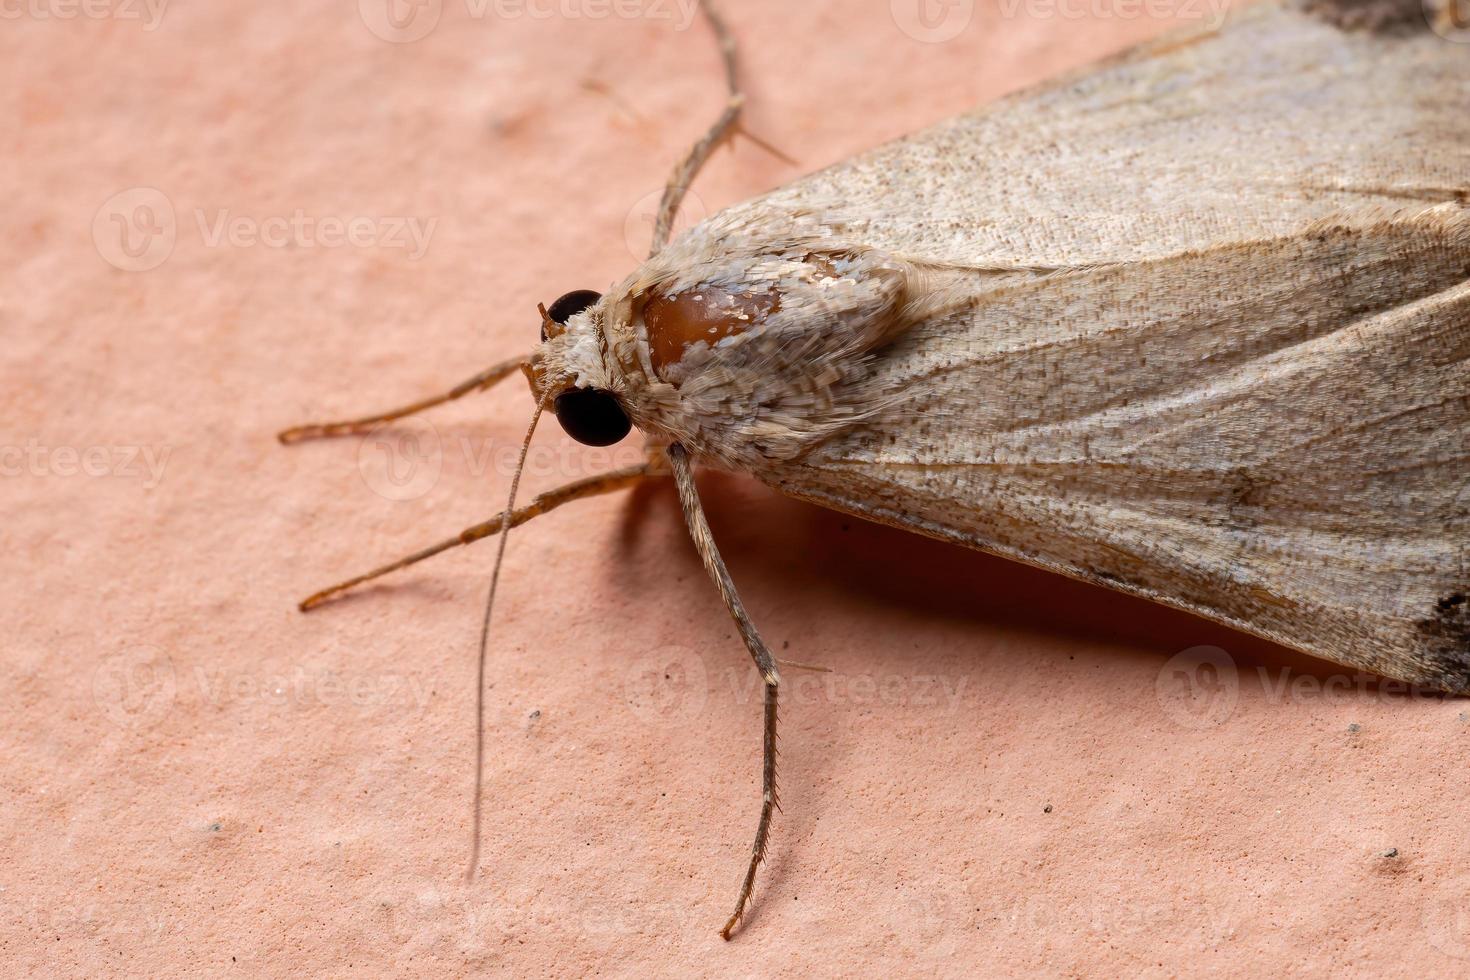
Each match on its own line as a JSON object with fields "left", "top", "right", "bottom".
{"left": 281, "top": 0, "right": 1470, "bottom": 939}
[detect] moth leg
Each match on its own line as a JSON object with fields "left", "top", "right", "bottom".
{"left": 648, "top": 0, "right": 743, "bottom": 257}
{"left": 277, "top": 355, "right": 525, "bottom": 444}
{"left": 667, "top": 443, "right": 781, "bottom": 941}
{"left": 297, "top": 463, "right": 653, "bottom": 610}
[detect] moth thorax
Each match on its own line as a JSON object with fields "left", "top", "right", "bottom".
{"left": 643, "top": 285, "right": 780, "bottom": 378}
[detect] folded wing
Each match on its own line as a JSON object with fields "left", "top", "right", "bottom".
{"left": 736, "top": 1, "right": 1470, "bottom": 689}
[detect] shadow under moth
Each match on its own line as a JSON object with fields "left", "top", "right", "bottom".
{"left": 282, "top": 0, "right": 1469, "bottom": 939}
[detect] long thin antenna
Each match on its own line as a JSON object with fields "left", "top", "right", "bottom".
{"left": 648, "top": 0, "right": 744, "bottom": 257}
{"left": 277, "top": 356, "right": 525, "bottom": 444}
{"left": 465, "top": 395, "right": 548, "bottom": 882}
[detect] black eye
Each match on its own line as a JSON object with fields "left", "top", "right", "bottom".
{"left": 554, "top": 387, "right": 631, "bottom": 447}
{"left": 542, "top": 289, "right": 602, "bottom": 342}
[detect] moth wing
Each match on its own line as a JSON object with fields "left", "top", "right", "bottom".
{"left": 727, "top": 2, "right": 1470, "bottom": 689}
{"left": 771, "top": 205, "right": 1470, "bottom": 691}
{"left": 736, "top": 0, "right": 1469, "bottom": 270}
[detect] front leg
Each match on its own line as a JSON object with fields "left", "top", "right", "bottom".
{"left": 297, "top": 462, "right": 657, "bottom": 610}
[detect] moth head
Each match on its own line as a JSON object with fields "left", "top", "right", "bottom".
{"left": 523, "top": 288, "right": 632, "bottom": 447}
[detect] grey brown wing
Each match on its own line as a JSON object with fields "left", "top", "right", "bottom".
{"left": 766, "top": 207, "right": 1470, "bottom": 691}
{"left": 722, "top": 0, "right": 1469, "bottom": 270}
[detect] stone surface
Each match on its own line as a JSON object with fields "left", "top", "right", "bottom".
{"left": 4, "top": 1, "right": 1467, "bottom": 975}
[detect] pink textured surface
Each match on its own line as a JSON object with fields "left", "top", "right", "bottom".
{"left": 5, "top": 1, "right": 1468, "bottom": 975}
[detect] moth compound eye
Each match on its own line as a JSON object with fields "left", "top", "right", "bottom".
{"left": 553, "top": 387, "right": 631, "bottom": 447}
{"left": 548, "top": 289, "right": 602, "bottom": 324}
{"left": 542, "top": 289, "right": 603, "bottom": 342}
{"left": 643, "top": 285, "right": 780, "bottom": 376}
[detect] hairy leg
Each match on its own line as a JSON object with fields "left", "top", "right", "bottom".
{"left": 298, "top": 463, "right": 654, "bottom": 610}
{"left": 667, "top": 444, "right": 781, "bottom": 941}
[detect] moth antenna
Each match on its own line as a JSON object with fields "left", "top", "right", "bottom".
{"left": 465, "top": 394, "right": 550, "bottom": 883}
{"left": 278, "top": 355, "right": 527, "bottom": 443}
{"left": 732, "top": 121, "right": 798, "bottom": 168}
{"left": 775, "top": 658, "right": 830, "bottom": 674}
{"left": 649, "top": 0, "right": 743, "bottom": 257}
